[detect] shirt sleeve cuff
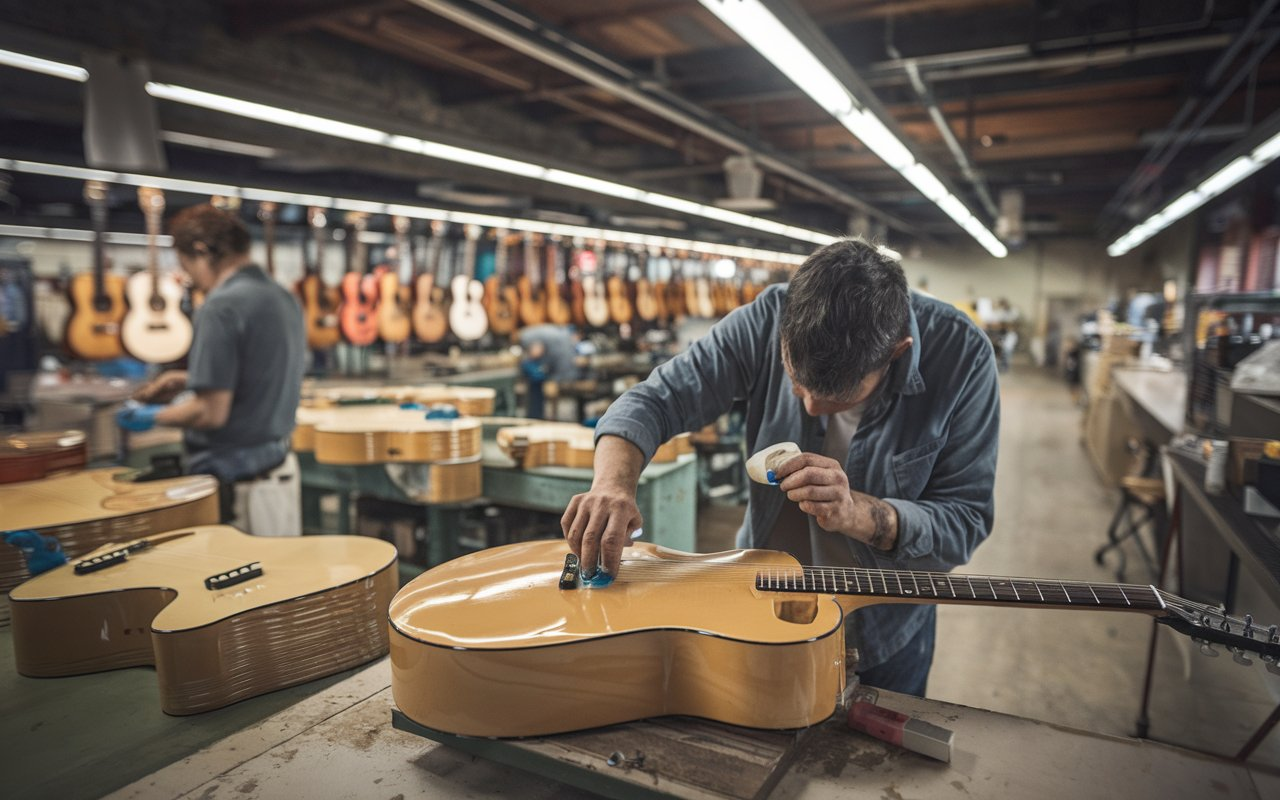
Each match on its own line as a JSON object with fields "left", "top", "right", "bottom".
{"left": 593, "top": 414, "right": 661, "bottom": 463}
{"left": 882, "top": 497, "right": 932, "bottom": 560}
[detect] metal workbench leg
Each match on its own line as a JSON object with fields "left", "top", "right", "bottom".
{"left": 1136, "top": 491, "right": 1181, "bottom": 739}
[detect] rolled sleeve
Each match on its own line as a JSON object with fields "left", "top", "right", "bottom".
{"left": 595, "top": 290, "right": 778, "bottom": 462}
{"left": 882, "top": 346, "right": 1000, "bottom": 571}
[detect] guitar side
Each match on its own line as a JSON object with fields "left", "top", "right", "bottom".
{"left": 10, "top": 526, "right": 398, "bottom": 715}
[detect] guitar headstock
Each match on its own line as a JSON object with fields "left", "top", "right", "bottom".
{"left": 258, "top": 200, "right": 278, "bottom": 224}
{"left": 1158, "top": 591, "right": 1280, "bottom": 672}
{"left": 464, "top": 223, "right": 482, "bottom": 242}
{"left": 83, "top": 179, "right": 108, "bottom": 206}
{"left": 137, "top": 186, "right": 165, "bottom": 214}
{"left": 393, "top": 215, "right": 411, "bottom": 236}
{"left": 210, "top": 195, "right": 241, "bottom": 213}
{"left": 308, "top": 207, "right": 327, "bottom": 229}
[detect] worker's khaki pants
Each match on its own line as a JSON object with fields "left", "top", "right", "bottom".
{"left": 230, "top": 453, "right": 302, "bottom": 537}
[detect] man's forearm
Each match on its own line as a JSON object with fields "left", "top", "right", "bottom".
{"left": 592, "top": 435, "right": 646, "bottom": 493}
{"left": 849, "top": 491, "right": 899, "bottom": 551}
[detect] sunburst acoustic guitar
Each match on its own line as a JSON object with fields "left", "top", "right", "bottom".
{"left": 65, "top": 180, "right": 126, "bottom": 361}
{"left": 390, "top": 539, "right": 1280, "bottom": 738}
{"left": 9, "top": 525, "right": 397, "bottom": 714}
{"left": 0, "top": 468, "right": 218, "bottom": 625}
{"left": 377, "top": 216, "right": 413, "bottom": 346}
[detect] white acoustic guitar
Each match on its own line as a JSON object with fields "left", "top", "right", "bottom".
{"left": 10, "top": 525, "right": 398, "bottom": 715}
{"left": 121, "top": 187, "right": 192, "bottom": 363}
{"left": 448, "top": 224, "right": 489, "bottom": 342}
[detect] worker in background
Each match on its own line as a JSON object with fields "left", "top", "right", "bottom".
{"left": 518, "top": 323, "right": 582, "bottom": 420}
{"left": 562, "top": 239, "right": 1000, "bottom": 696}
{"left": 118, "top": 205, "right": 307, "bottom": 536}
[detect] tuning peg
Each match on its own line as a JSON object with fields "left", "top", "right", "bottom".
{"left": 1196, "top": 640, "right": 1220, "bottom": 658}
{"left": 1231, "top": 648, "right": 1254, "bottom": 666}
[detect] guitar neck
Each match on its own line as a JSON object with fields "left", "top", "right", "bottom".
{"left": 761, "top": 565, "right": 1165, "bottom": 613}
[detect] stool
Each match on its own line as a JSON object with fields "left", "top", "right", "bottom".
{"left": 1094, "top": 475, "right": 1166, "bottom": 582}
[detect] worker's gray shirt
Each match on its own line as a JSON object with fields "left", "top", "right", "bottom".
{"left": 184, "top": 265, "right": 306, "bottom": 479}
{"left": 518, "top": 324, "right": 580, "bottom": 382}
{"left": 594, "top": 284, "right": 1000, "bottom": 669}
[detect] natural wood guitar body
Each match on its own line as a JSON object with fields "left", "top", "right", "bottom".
{"left": 313, "top": 416, "right": 482, "bottom": 465}
{"left": 0, "top": 469, "right": 219, "bottom": 625}
{"left": 390, "top": 540, "right": 846, "bottom": 737}
{"left": 10, "top": 526, "right": 397, "bottom": 714}
{"left": 496, "top": 425, "right": 691, "bottom": 469}
{"left": 298, "top": 275, "right": 343, "bottom": 350}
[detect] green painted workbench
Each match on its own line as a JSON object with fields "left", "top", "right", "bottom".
{"left": 299, "top": 441, "right": 698, "bottom": 560}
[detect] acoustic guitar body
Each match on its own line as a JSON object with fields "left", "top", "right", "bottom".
{"left": 516, "top": 276, "right": 547, "bottom": 328}
{"left": 412, "top": 274, "right": 449, "bottom": 344}
{"left": 0, "top": 468, "right": 219, "bottom": 626}
{"left": 0, "top": 430, "right": 87, "bottom": 484}
{"left": 376, "top": 271, "right": 412, "bottom": 344}
{"left": 10, "top": 525, "right": 397, "bottom": 714}
{"left": 120, "top": 271, "right": 193, "bottom": 364}
{"left": 581, "top": 277, "right": 610, "bottom": 328}
{"left": 448, "top": 275, "right": 489, "bottom": 342}
{"left": 65, "top": 272, "right": 126, "bottom": 361}
{"left": 665, "top": 279, "right": 686, "bottom": 321}
{"left": 484, "top": 277, "right": 519, "bottom": 337}
{"left": 298, "top": 275, "right": 343, "bottom": 350}
{"left": 634, "top": 279, "right": 659, "bottom": 322}
{"left": 390, "top": 540, "right": 845, "bottom": 738}
{"left": 607, "top": 275, "right": 633, "bottom": 326}
{"left": 339, "top": 272, "right": 380, "bottom": 346}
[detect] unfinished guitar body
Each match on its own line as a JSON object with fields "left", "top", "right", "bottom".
{"left": 10, "top": 525, "right": 397, "bottom": 714}
{"left": 390, "top": 540, "right": 845, "bottom": 737}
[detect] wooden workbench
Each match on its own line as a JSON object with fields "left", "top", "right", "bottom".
{"left": 92, "top": 657, "right": 1277, "bottom": 800}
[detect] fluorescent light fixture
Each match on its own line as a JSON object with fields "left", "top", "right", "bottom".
{"left": 0, "top": 48, "right": 832, "bottom": 246}
{"left": 698, "top": 0, "right": 853, "bottom": 117}
{"left": 841, "top": 109, "right": 915, "bottom": 171}
{"left": 902, "top": 163, "right": 948, "bottom": 202}
{"left": 159, "top": 131, "right": 281, "bottom": 159}
{"left": 0, "top": 49, "right": 87, "bottom": 81}
{"left": 0, "top": 224, "right": 171, "bottom": 247}
{"left": 1109, "top": 123, "right": 1280, "bottom": 257}
{"left": 1252, "top": 130, "right": 1280, "bottom": 163}
{"left": 1196, "top": 155, "right": 1262, "bottom": 199}
{"left": 697, "top": 1, "right": 1006, "bottom": 257}
{"left": 0, "top": 159, "right": 811, "bottom": 265}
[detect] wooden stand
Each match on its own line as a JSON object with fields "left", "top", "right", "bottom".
{"left": 391, "top": 710, "right": 811, "bottom": 800}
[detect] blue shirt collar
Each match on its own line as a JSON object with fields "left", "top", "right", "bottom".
{"left": 888, "top": 303, "right": 926, "bottom": 396}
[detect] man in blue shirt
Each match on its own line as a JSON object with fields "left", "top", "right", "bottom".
{"left": 561, "top": 238, "right": 999, "bottom": 695}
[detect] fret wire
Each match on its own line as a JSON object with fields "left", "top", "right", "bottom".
{"left": 946, "top": 575, "right": 957, "bottom": 598}
{"left": 1033, "top": 581, "right": 1045, "bottom": 602}
{"left": 1116, "top": 586, "right": 1131, "bottom": 607}
{"left": 1088, "top": 584, "right": 1100, "bottom": 604}
{"left": 985, "top": 578, "right": 998, "bottom": 600}
{"left": 852, "top": 569, "right": 862, "bottom": 593}
{"left": 868, "top": 569, "right": 877, "bottom": 594}
{"left": 910, "top": 572, "right": 921, "bottom": 596}
{"left": 895, "top": 572, "right": 905, "bottom": 595}
{"left": 1008, "top": 580, "right": 1020, "bottom": 601}
{"left": 966, "top": 576, "right": 977, "bottom": 599}
{"left": 1059, "top": 581, "right": 1072, "bottom": 604}
{"left": 842, "top": 569, "right": 850, "bottom": 593}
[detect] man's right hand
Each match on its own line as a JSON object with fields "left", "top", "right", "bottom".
{"left": 133, "top": 370, "right": 188, "bottom": 404}
{"left": 561, "top": 435, "right": 646, "bottom": 578}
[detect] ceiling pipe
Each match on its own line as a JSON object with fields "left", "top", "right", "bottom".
{"left": 885, "top": 16, "right": 999, "bottom": 220}
{"left": 403, "top": 0, "right": 914, "bottom": 235}
{"left": 1100, "top": 0, "right": 1280, "bottom": 228}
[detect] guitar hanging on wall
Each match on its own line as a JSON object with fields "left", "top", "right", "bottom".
{"left": 65, "top": 180, "right": 127, "bottom": 361}
{"left": 448, "top": 224, "right": 489, "bottom": 342}
{"left": 338, "top": 211, "right": 379, "bottom": 346}
{"left": 483, "top": 228, "right": 519, "bottom": 337}
{"left": 297, "top": 207, "right": 342, "bottom": 351}
{"left": 390, "top": 539, "right": 1280, "bottom": 738}
{"left": 516, "top": 232, "right": 547, "bottom": 328}
{"left": 377, "top": 216, "right": 413, "bottom": 346}
{"left": 580, "top": 241, "right": 610, "bottom": 328}
{"left": 121, "top": 187, "right": 193, "bottom": 364}
{"left": 412, "top": 220, "right": 450, "bottom": 345}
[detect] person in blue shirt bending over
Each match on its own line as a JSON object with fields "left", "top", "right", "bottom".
{"left": 560, "top": 238, "right": 1000, "bottom": 696}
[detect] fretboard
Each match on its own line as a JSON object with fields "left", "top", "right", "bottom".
{"left": 756, "top": 566, "right": 1166, "bottom": 612}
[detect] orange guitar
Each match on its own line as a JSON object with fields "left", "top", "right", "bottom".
{"left": 605, "top": 245, "right": 633, "bottom": 326}
{"left": 633, "top": 247, "right": 659, "bottom": 323}
{"left": 546, "top": 237, "right": 574, "bottom": 326}
{"left": 390, "top": 539, "right": 1280, "bottom": 738}
{"left": 65, "top": 180, "right": 126, "bottom": 361}
{"left": 338, "top": 211, "right": 379, "bottom": 346}
{"left": 377, "top": 216, "right": 413, "bottom": 345}
{"left": 516, "top": 233, "right": 547, "bottom": 328}
{"left": 297, "top": 207, "right": 342, "bottom": 351}
{"left": 482, "top": 228, "right": 519, "bottom": 337}
{"left": 412, "top": 220, "right": 450, "bottom": 344}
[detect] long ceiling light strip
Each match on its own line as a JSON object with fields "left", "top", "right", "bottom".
{"left": 0, "top": 48, "right": 834, "bottom": 247}
{"left": 697, "top": 0, "right": 1007, "bottom": 258}
{"left": 0, "top": 159, "right": 809, "bottom": 265}
{"left": 1107, "top": 129, "right": 1280, "bottom": 257}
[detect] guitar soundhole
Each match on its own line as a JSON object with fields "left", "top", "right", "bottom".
{"left": 93, "top": 297, "right": 113, "bottom": 312}
{"left": 149, "top": 297, "right": 166, "bottom": 312}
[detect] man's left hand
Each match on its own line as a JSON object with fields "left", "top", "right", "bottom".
{"left": 773, "top": 452, "right": 898, "bottom": 550}
{"left": 116, "top": 403, "right": 163, "bottom": 433}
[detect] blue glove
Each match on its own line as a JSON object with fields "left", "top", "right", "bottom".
{"left": 116, "top": 403, "right": 163, "bottom": 432}
{"left": 399, "top": 402, "right": 425, "bottom": 411}
{"left": 520, "top": 360, "right": 547, "bottom": 381}
{"left": 425, "top": 404, "right": 459, "bottom": 420}
{"left": 3, "top": 530, "right": 68, "bottom": 576}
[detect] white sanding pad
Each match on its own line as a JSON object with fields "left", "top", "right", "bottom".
{"left": 746, "top": 442, "right": 801, "bottom": 485}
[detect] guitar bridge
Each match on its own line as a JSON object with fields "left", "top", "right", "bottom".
{"left": 74, "top": 540, "right": 152, "bottom": 574}
{"left": 559, "top": 553, "right": 580, "bottom": 590}
{"left": 205, "top": 562, "right": 264, "bottom": 590}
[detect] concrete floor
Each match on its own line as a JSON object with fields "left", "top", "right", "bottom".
{"left": 696, "top": 363, "right": 1280, "bottom": 767}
